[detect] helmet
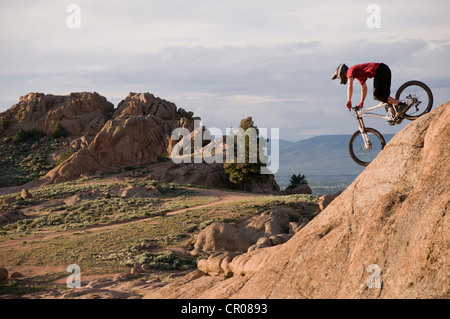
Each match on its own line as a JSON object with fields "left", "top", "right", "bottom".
{"left": 331, "top": 63, "right": 349, "bottom": 85}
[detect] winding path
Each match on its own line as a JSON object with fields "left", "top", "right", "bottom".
{"left": 0, "top": 187, "right": 261, "bottom": 249}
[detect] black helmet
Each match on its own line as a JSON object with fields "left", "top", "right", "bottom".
{"left": 331, "top": 63, "right": 349, "bottom": 85}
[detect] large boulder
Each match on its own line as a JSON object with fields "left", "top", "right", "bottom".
{"left": 188, "top": 206, "right": 311, "bottom": 257}
{"left": 145, "top": 102, "right": 450, "bottom": 299}
{"left": 190, "top": 222, "right": 252, "bottom": 256}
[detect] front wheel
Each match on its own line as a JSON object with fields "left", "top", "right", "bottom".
{"left": 395, "top": 80, "right": 433, "bottom": 120}
{"left": 348, "top": 128, "right": 386, "bottom": 166}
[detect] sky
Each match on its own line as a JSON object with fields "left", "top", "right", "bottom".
{"left": 0, "top": 0, "right": 449, "bottom": 141}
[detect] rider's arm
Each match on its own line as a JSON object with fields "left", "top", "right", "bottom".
{"left": 346, "top": 76, "right": 354, "bottom": 108}
{"left": 360, "top": 82, "right": 367, "bottom": 106}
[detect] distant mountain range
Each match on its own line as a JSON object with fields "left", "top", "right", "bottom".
{"left": 272, "top": 134, "right": 394, "bottom": 192}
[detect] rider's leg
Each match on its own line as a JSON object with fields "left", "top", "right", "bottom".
{"left": 387, "top": 96, "right": 399, "bottom": 105}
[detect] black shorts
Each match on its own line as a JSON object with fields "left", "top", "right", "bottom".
{"left": 373, "top": 63, "right": 391, "bottom": 103}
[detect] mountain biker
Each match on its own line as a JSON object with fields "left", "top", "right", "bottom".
{"left": 331, "top": 63, "right": 408, "bottom": 125}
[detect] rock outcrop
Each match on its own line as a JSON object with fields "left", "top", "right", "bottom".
{"left": 145, "top": 102, "right": 450, "bottom": 299}
{"left": 158, "top": 163, "right": 230, "bottom": 190}
{"left": 113, "top": 92, "right": 195, "bottom": 123}
{"left": 38, "top": 93, "right": 199, "bottom": 184}
{"left": 42, "top": 115, "right": 175, "bottom": 184}
{"left": 188, "top": 207, "right": 309, "bottom": 258}
{"left": 0, "top": 92, "right": 114, "bottom": 136}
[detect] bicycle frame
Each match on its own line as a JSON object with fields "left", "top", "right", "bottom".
{"left": 352, "top": 102, "right": 391, "bottom": 150}
{"left": 355, "top": 102, "right": 392, "bottom": 121}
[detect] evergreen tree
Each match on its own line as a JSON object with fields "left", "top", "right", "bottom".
{"left": 286, "top": 173, "right": 308, "bottom": 190}
{"left": 224, "top": 116, "right": 268, "bottom": 189}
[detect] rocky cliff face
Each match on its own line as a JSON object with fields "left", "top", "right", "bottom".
{"left": 144, "top": 102, "right": 449, "bottom": 299}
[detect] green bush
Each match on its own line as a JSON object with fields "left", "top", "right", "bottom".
{"left": 135, "top": 251, "right": 197, "bottom": 270}
{"left": 16, "top": 110, "right": 23, "bottom": 121}
{"left": 12, "top": 129, "right": 46, "bottom": 144}
{"left": 12, "top": 129, "right": 27, "bottom": 143}
{"left": 30, "top": 129, "right": 46, "bottom": 141}
{"left": 51, "top": 121, "right": 68, "bottom": 139}
{"left": 1, "top": 117, "right": 9, "bottom": 129}
{"left": 55, "top": 149, "right": 74, "bottom": 166}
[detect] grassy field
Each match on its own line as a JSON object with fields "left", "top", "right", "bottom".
{"left": 0, "top": 175, "right": 320, "bottom": 296}
{"left": 0, "top": 179, "right": 218, "bottom": 239}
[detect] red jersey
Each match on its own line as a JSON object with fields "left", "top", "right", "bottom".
{"left": 347, "top": 63, "right": 381, "bottom": 85}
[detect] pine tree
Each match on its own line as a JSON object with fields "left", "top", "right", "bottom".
{"left": 286, "top": 173, "right": 308, "bottom": 190}
{"left": 224, "top": 116, "right": 268, "bottom": 189}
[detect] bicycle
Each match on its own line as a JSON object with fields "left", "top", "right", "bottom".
{"left": 348, "top": 80, "right": 433, "bottom": 166}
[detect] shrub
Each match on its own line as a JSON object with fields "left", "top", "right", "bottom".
{"left": 1, "top": 117, "right": 9, "bottom": 129}
{"left": 134, "top": 251, "right": 197, "bottom": 270}
{"left": 12, "top": 129, "right": 46, "bottom": 144}
{"left": 16, "top": 110, "right": 23, "bottom": 121}
{"left": 55, "top": 149, "right": 74, "bottom": 166}
{"left": 51, "top": 121, "right": 68, "bottom": 139}
{"left": 30, "top": 129, "right": 46, "bottom": 141}
{"left": 12, "top": 129, "right": 27, "bottom": 143}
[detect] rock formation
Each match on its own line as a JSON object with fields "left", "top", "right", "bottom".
{"left": 144, "top": 102, "right": 449, "bottom": 299}
{"left": 0, "top": 92, "right": 114, "bottom": 136}
{"left": 1, "top": 91, "right": 280, "bottom": 193}
{"left": 188, "top": 207, "right": 310, "bottom": 257}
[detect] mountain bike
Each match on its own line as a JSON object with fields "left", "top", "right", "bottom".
{"left": 348, "top": 80, "right": 433, "bottom": 166}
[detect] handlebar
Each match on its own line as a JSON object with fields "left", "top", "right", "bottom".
{"left": 350, "top": 105, "right": 363, "bottom": 112}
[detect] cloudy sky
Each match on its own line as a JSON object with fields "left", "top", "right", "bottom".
{"left": 0, "top": 0, "right": 449, "bottom": 141}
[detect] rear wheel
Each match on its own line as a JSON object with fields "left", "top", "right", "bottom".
{"left": 348, "top": 128, "right": 386, "bottom": 166}
{"left": 395, "top": 81, "right": 433, "bottom": 120}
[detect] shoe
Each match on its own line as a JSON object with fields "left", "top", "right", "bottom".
{"left": 396, "top": 102, "right": 409, "bottom": 114}
{"left": 387, "top": 120, "right": 395, "bottom": 126}
{"left": 394, "top": 102, "right": 409, "bottom": 120}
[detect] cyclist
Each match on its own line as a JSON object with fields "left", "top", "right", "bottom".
{"left": 331, "top": 63, "right": 408, "bottom": 125}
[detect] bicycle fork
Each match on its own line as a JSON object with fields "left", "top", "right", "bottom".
{"left": 356, "top": 114, "right": 372, "bottom": 150}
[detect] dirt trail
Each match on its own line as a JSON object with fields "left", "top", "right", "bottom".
{"left": 0, "top": 187, "right": 261, "bottom": 249}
